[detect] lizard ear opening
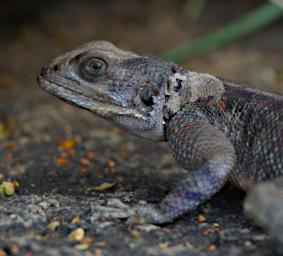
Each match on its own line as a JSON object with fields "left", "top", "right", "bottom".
{"left": 139, "top": 87, "right": 157, "bottom": 107}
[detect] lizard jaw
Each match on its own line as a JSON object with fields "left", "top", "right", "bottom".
{"left": 37, "top": 75, "right": 148, "bottom": 120}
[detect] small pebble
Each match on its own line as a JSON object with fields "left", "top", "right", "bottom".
{"left": 56, "top": 157, "right": 67, "bottom": 166}
{"left": 75, "top": 243, "right": 89, "bottom": 250}
{"left": 80, "top": 158, "right": 90, "bottom": 165}
{"left": 136, "top": 224, "right": 159, "bottom": 232}
{"left": 202, "top": 228, "right": 213, "bottom": 236}
{"left": 207, "top": 244, "right": 217, "bottom": 252}
{"left": 130, "top": 230, "right": 142, "bottom": 240}
{"left": 196, "top": 214, "right": 206, "bottom": 223}
{"left": 47, "top": 221, "right": 60, "bottom": 231}
{"left": 184, "top": 242, "right": 194, "bottom": 249}
{"left": 94, "top": 249, "right": 102, "bottom": 256}
{"left": 212, "top": 223, "right": 220, "bottom": 229}
{"left": 11, "top": 179, "right": 20, "bottom": 188}
{"left": 71, "top": 216, "right": 80, "bottom": 224}
{"left": 106, "top": 160, "right": 116, "bottom": 172}
{"left": 95, "top": 241, "right": 107, "bottom": 248}
{"left": 85, "top": 151, "right": 96, "bottom": 158}
{"left": 244, "top": 240, "right": 253, "bottom": 247}
{"left": 79, "top": 167, "right": 88, "bottom": 174}
{"left": 159, "top": 242, "right": 170, "bottom": 249}
{"left": 81, "top": 238, "right": 92, "bottom": 245}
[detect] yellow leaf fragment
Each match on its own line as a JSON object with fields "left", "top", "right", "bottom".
{"left": 0, "top": 181, "right": 15, "bottom": 196}
{"left": 94, "top": 182, "right": 114, "bottom": 191}
{"left": 68, "top": 228, "right": 85, "bottom": 241}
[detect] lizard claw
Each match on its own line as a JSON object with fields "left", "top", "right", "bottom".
{"left": 92, "top": 198, "right": 136, "bottom": 220}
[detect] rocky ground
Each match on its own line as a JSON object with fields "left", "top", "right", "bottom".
{"left": 0, "top": 1, "right": 283, "bottom": 255}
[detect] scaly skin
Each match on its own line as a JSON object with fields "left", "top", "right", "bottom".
{"left": 37, "top": 41, "right": 283, "bottom": 247}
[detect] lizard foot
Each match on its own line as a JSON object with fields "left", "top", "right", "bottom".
{"left": 92, "top": 199, "right": 171, "bottom": 225}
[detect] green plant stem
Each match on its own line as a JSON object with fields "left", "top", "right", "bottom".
{"left": 161, "top": 2, "right": 283, "bottom": 62}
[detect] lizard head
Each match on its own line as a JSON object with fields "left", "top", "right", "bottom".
{"left": 37, "top": 41, "right": 177, "bottom": 141}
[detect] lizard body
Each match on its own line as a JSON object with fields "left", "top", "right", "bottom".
{"left": 38, "top": 41, "right": 283, "bottom": 249}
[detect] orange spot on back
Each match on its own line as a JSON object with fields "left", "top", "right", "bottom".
{"left": 184, "top": 124, "right": 195, "bottom": 129}
{"left": 218, "top": 101, "right": 225, "bottom": 109}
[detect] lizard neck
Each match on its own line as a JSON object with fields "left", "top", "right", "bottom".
{"left": 163, "top": 69, "right": 225, "bottom": 120}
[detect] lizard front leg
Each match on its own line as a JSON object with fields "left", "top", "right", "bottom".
{"left": 129, "top": 113, "right": 236, "bottom": 223}
{"left": 92, "top": 113, "right": 235, "bottom": 224}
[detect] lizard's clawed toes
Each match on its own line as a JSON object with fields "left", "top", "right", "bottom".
{"left": 91, "top": 199, "right": 170, "bottom": 225}
{"left": 91, "top": 198, "right": 135, "bottom": 220}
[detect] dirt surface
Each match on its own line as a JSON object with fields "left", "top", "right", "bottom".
{"left": 0, "top": 1, "right": 283, "bottom": 255}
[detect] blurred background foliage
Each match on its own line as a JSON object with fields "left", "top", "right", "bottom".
{"left": 0, "top": 0, "right": 282, "bottom": 94}
{"left": 162, "top": 0, "right": 283, "bottom": 61}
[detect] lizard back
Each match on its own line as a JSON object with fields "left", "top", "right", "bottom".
{"left": 221, "top": 80, "right": 283, "bottom": 190}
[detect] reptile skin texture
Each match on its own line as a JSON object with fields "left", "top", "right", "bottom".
{"left": 37, "top": 41, "right": 283, "bottom": 251}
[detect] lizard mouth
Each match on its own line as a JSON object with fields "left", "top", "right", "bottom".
{"left": 37, "top": 75, "right": 148, "bottom": 120}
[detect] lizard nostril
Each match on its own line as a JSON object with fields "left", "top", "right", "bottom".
{"left": 53, "top": 64, "right": 59, "bottom": 72}
{"left": 40, "top": 64, "right": 60, "bottom": 76}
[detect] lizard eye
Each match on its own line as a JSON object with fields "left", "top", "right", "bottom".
{"left": 79, "top": 57, "right": 108, "bottom": 81}
{"left": 140, "top": 87, "right": 156, "bottom": 107}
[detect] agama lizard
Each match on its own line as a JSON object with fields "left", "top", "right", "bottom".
{"left": 37, "top": 41, "right": 283, "bottom": 250}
